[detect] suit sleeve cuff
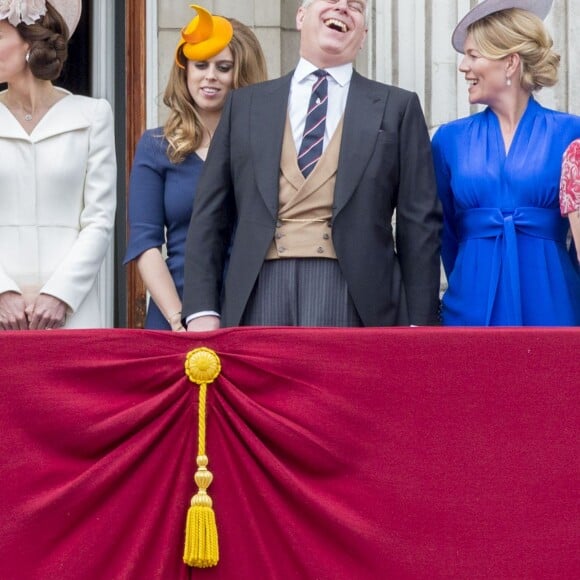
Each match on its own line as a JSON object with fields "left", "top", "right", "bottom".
{"left": 185, "top": 311, "right": 221, "bottom": 325}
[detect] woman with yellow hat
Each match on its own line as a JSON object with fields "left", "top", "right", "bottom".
{"left": 125, "top": 5, "right": 267, "bottom": 330}
{"left": 0, "top": 0, "right": 116, "bottom": 330}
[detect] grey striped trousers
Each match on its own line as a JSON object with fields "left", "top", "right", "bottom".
{"left": 241, "top": 258, "right": 363, "bottom": 327}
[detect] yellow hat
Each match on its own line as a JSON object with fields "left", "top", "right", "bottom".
{"left": 175, "top": 5, "right": 233, "bottom": 69}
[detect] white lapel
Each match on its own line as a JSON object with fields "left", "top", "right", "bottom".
{"left": 0, "top": 91, "right": 90, "bottom": 143}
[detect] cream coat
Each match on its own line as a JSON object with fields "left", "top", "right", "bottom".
{"left": 0, "top": 90, "right": 116, "bottom": 328}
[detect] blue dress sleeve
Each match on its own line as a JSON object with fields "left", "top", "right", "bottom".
{"left": 432, "top": 126, "right": 459, "bottom": 277}
{"left": 124, "top": 130, "right": 168, "bottom": 264}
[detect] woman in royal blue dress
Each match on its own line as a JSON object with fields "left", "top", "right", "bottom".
{"left": 432, "top": 0, "right": 580, "bottom": 326}
{"left": 124, "top": 5, "right": 267, "bottom": 330}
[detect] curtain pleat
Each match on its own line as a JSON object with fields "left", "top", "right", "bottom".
{"left": 0, "top": 328, "right": 578, "bottom": 578}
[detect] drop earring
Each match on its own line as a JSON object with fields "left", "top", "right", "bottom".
{"left": 506, "top": 76, "right": 512, "bottom": 87}
{"left": 25, "top": 51, "right": 30, "bottom": 63}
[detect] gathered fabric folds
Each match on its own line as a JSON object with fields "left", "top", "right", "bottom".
{"left": 0, "top": 327, "right": 578, "bottom": 579}
{"left": 457, "top": 206, "right": 567, "bottom": 324}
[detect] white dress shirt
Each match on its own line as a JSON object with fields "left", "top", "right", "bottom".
{"left": 289, "top": 58, "right": 353, "bottom": 153}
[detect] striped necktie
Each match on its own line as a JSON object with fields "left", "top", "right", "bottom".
{"left": 297, "top": 69, "right": 328, "bottom": 178}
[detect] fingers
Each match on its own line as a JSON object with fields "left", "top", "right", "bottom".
{"left": 44, "top": 319, "right": 66, "bottom": 330}
{"left": 0, "top": 318, "right": 28, "bottom": 330}
{"left": 0, "top": 291, "right": 29, "bottom": 330}
{"left": 28, "top": 311, "right": 66, "bottom": 330}
{"left": 0, "top": 316, "right": 28, "bottom": 330}
{"left": 27, "top": 294, "right": 67, "bottom": 330}
{"left": 0, "top": 293, "right": 68, "bottom": 331}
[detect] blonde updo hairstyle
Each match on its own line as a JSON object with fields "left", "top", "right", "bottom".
{"left": 163, "top": 18, "right": 267, "bottom": 164}
{"left": 16, "top": 2, "right": 69, "bottom": 81}
{"left": 468, "top": 8, "right": 559, "bottom": 92}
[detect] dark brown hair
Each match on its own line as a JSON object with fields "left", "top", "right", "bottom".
{"left": 17, "top": 2, "right": 69, "bottom": 81}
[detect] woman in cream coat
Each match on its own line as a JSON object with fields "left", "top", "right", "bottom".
{"left": 0, "top": 0, "right": 116, "bottom": 330}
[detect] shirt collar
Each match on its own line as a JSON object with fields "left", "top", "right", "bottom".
{"left": 294, "top": 58, "right": 353, "bottom": 87}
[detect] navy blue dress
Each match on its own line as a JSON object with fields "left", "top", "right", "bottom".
{"left": 432, "top": 98, "right": 580, "bottom": 326}
{"left": 124, "top": 128, "right": 203, "bottom": 329}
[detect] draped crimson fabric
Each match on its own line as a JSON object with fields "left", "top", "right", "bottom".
{"left": 0, "top": 328, "right": 578, "bottom": 579}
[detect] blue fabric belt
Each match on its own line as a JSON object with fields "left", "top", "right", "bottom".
{"left": 457, "top": 207, "right": 566, "bottom": 325}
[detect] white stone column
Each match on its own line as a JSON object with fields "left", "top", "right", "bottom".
{"left": 92, "top": 0, "right": 116, "bottom": 327}
{"left": 368, "top": 0, "right": 579, "bottom": 130}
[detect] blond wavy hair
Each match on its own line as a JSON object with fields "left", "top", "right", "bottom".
{"left": 163, "top": 19, "right": 268, "bottom": 164}
{"left": 469, "top": 8, "right": 560, "bottom": 92}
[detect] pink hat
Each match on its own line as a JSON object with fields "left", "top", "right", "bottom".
{"left": 452, "top": 0, "right": 553, "bottom": 53}
{"left": 0, "top": 1, "right": 81, "bottom": 37}
{"left": 49, "top": 0, "right": 82, "bottom": 37}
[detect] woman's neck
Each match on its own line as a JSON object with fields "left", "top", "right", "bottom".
{"left": 3, "top": 77, "right": 57, "bottom": 113}
{"left": 490, "top": 89, "right": 531, "bottom": 155}
{"left": 491, "top": 89, "right": 531, "bottom": 133}
{"left": 195, "top": 110, "right": 222, "bottom": 159}
{"left": 1, "top": 79, "right": 62, "bottom": 132}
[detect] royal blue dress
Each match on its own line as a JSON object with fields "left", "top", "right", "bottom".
{"left": 432, "top": 98, "right": 580, "bottom": 326}
{"left": 124, "top": 128, "right": 203, "bottom": 329}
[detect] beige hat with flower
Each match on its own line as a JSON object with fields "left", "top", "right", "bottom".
{"left": 49, "top": 0, "right": 82, "bottom": 37}
{"left": 0, "top": 0, "right": 81, "bottom": 37}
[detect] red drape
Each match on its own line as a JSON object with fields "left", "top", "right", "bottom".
{"left": 0, "top": 328, "right": 578, "bottom": 579}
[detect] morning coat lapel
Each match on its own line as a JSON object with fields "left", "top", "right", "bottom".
{"left": 250, "top": 72, "right": 294, "bottom": 219}
{"left": 333, "top": 72, "right": 389, "bottom": 216}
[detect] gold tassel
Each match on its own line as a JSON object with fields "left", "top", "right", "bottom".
{"left": 183, "top": 348, "right": 222, "bottom": 568}
{"left": 183, "top": 454, "right": 219, "bottom": 567}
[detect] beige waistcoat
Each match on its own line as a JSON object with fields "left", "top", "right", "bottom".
{"left": 265, "top": 115, "right": 344, "bottom": 260}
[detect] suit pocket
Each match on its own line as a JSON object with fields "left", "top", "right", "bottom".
{"left": 376, "top": 130, "right": 398, "bottom": 145}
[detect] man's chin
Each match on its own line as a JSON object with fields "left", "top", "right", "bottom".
{"left": 313, "top": 45, "right": 357, "bottom": 67}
